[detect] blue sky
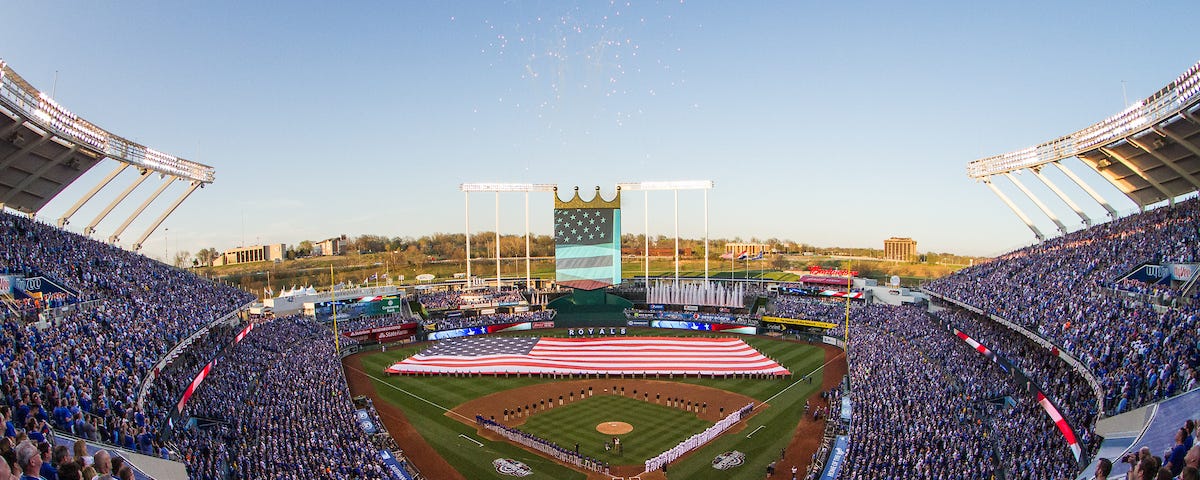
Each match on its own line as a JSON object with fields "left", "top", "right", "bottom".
{"left": 2, "top": 1, "right": 1196, "bottom": 259}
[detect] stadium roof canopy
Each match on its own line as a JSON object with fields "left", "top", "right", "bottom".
{"left": 0, "top": 59, "right": 214, "bottom": 250}
{"left": 968, "top": 60, "right": 1200, "bottom": 240}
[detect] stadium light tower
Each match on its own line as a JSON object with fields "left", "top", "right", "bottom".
{"left": 460, "top": 183, "right": 556, "bottom": 290}
{"left": 967, "top": 59, "right": 1200, "bottom": 240}
{"left": 617, "top": 181, "right": 714, "bottom": 285}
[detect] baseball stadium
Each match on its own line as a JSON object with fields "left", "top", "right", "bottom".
{"left": 1, "top": 4, "right": 1199, "bottom": 480}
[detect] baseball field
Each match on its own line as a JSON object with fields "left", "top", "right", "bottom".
{"left": 342, "top": 329, "right": 843, "bottom": 479}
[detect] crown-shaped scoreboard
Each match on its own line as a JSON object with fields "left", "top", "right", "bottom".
{"left": 553, "top": 186, "right": 622, "bottom": 290}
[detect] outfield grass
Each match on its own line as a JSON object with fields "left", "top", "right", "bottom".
{"left": 520, "top": 395, "right": 712, "bottom": 463}
{"left": 357, "top": 330, "right": 829, "bottom": 479}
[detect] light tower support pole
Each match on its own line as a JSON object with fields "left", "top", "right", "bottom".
{"left": 132, "top": 181, "right": 201, "bottom": 251}
{"left": 644, "top": 191, "right": 649, "bottom": 287}
{"left": 674, "top": 189, "right": 679, "bottom": 284}
{"left": 58, "top": 163, "right": 128, "bottom": 227}
{"left": 1004, "top": 172, "right": 1068, "bottom": 234}
{"left": 703, "top": 188, "right": 709, "bottom": 283}
{"left": 1030, "top": 167, "right": 1091, "bottom": 227}
{"left": 984, "top": 178, "right": 1045, "bottom": 241}
{"left": 1052, "top": 162, "right": 1118, "bottom": 219}
{"left": 109, "top": 176, "right": 177, "bottom": 244}
{"left": 525, "top": 191, "right": 530, "bottom": 291}
{"left": 86, "top": 169, "right": 151, "bottom": 236}
{"left": 465, "top": 191, "right": 471, "bottom": 285}
{"left": 495, "top": 191, "right": 501, "bottom": 289}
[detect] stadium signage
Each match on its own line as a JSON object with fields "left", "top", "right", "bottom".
{"left": 711, "top": 450, "right": 745, "bottom": 470}
{"left": 818, "top": 436, "right": 848, "bottom": 480}
{"left": 531, "top": 321, "right": 555, "bottom": 329}
{"left": 492, "top": 458, "right": 533, "bottom": 477}
{"left": 1172, "top": 263, "right": 1198, "bottom": 281}
{"left": 626, "top": 320, "right": 651, "bottom": 327}
{"left": 378, "top": 450, "right": 410, "bottom": 480}
{"left": 807, "top": 266, "right": 858, "bottom": 277}
{"left": 376, "top": 330, "right": 411, "bottom": 341}
{"left": 763, "top": 316, "right": 838, "bottom": 330}
{"left": 683, "top": 305, "right": 699, "bottom": 311}
{"left": 355, "top": 409, "right": 377, "bottom": 435}
{"left": 567, "top": 327, "right": 627, "bottom": 336}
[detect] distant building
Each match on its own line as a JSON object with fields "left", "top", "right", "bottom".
{"left": 213, "top": 244, "right": 286, "bottom": 266}
{"left": 724, "top": 242, "right": 770, "bottom": 256}
{"left": 884, "top": 237, "right": 917, "bottom": 261}
{"left": 313, "top": 235, "right": 347, "bottom": 256}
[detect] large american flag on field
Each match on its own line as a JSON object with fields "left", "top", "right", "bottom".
{"left": 385, "top": 336, "right": 789, "bottom": 376}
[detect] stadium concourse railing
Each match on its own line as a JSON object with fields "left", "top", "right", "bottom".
{"left": 135, "top": 300, "right": 255, "bottom": 411}
{"left": 923, "top": 291, "right": 1105, "bottom": 418}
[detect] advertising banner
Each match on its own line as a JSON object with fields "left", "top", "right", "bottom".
{"left": 818, "top": 436, "right": 848, "bottom": 480}
{"left": 762, "top": 316, "right": 838, "bottom": 329}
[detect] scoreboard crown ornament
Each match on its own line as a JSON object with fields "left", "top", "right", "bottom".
{"left": 553, "top": 185, "right": 621, "bottom": 209}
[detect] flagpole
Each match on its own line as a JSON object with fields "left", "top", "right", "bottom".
{"left": 331, "top": 264, "right": 341, "bottom": 355}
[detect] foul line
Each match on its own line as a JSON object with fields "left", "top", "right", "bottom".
{"left": 348, "top": 366, "right": 473, "bottom": 422}
{"left": 758, "top": 351, "right": 845, "bottom": 410}
{"left": 459, "top": 434, "right": 484, "bottom": 447}
{"left": 746, "top": 425, "right": 766, "bottom": 438}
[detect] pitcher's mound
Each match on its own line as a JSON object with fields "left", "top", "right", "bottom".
{"left": 596, "top": 421, "right": 633, "bottom": 435}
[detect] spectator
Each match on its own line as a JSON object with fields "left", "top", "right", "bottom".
{"left": 36, "top": 442, "right": 53, "bottom": 480}
{"left": 1168, "top": 428, "right": 1191, "bottom": 476}
{"left": 91, "top": 451, "right": 111, "bottom": 480}
{"left": 1094, "top": 457, "right": 1112, "bottom": 479}
{"left": 13, "top": 440, "right": 40, "bottom": 480}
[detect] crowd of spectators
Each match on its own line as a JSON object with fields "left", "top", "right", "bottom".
{"left": 0, "top": 212, "right": 254, "bottom": 464}
{"left": 330, "top": 313, "right": 415, "bottom": 334}
{"left": 840, "top": 304, "right": 1077, "bottom": 479}
{"left": 770, "top": 294, "right": 863, "bottom": 323}
{"left": 926, "top": 197, "right": 1200, "bottom": 416}
{"left": 417, "top": 288, "right": 525, "bottom": 310}
{"left": 0, "top": 437, "right": 142, "bottom": 480}
{"left": 1093, "top": 419, "right": 1199, "bottom": 480}
{"left": 934, "top": 306, "right": 1099, "bottom": 450}
{"left": 174, "top": 314, "right": 388, "bottom": 479}
{"left": 141, "top": 321, "right": 244, "bottom": 448}
{"left": 433, "top": 310, "right": 556, "bottom": 331}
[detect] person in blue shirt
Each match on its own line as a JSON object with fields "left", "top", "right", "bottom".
{"left": 1168, "top": 428, "right": 1191, "bottom": 477}
{"left": 1, "top": 406, "right": 15, "bottom": 438}
{"left": 36, "top": 442, "right": 57, "bottom": 480}
{"left": 14, "top": 440, "right": 44, "bottom": 480}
